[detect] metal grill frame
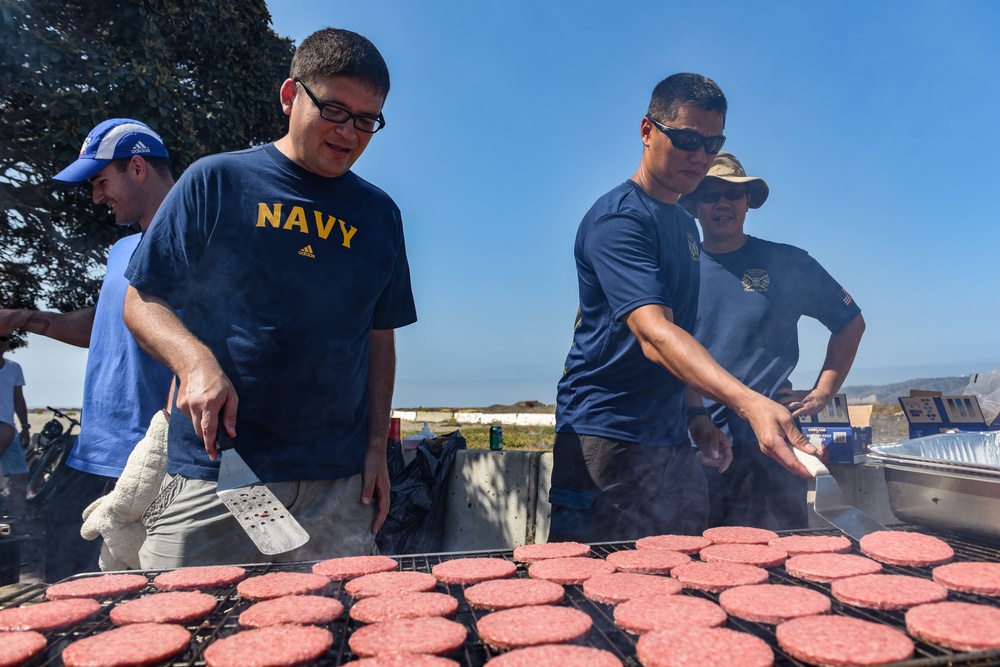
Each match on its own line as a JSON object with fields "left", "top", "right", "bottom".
{"left": 2, "top": 527, "right": 1000, "bottom": 666}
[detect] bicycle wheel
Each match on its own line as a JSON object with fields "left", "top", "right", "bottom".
{"left": 26, "top": 439, "right": 68, "bottom": 504}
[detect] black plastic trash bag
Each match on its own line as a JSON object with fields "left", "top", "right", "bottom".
{"left": 376, "top": 430, "right": 466, "bottom": 555}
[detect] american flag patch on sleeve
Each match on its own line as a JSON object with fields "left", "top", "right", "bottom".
{"left": 841, "top": 287, "right": 854, "bottom": 306}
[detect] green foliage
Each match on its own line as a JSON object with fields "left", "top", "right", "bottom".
{"left": 402, "top": 424, "right": 557, "bottom": 451}
{"left": 0, "top": 0, "right": 294, "bottom": 345}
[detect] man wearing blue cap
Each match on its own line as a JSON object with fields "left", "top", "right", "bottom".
{"left": 0, "top": 119, "right": 175, "bottom": 580}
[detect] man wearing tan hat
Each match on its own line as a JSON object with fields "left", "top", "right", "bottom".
{"left": 680, "top": 152, "right": 866, "bottom": 529}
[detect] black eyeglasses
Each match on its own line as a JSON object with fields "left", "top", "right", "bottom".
{"left": 694, "top": 190, "right": 746, "bottom": 205}
{"left": 646, "top": 115, "right": 726, "bottom": 155}
{"left": 294, "top": 79, "right": 385, "bottom": 134}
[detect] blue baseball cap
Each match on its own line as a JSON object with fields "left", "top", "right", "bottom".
{"left": 53, "top": 118, "right": 169, "bottom": 184}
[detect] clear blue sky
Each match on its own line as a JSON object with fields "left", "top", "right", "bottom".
{"left": 12, "top": 0, "right": 1000, "bottom": 409}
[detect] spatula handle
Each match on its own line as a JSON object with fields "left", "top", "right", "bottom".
{"left": 792, "top": 446, "right": 831, "bottom": 477}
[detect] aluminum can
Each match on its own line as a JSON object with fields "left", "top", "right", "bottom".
{"left": 489, "top": 425, "right": 504, "bottom": 451}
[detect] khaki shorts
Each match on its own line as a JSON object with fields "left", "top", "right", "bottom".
{"left": 138, "top": 473, "right": 376, "bottom": 569}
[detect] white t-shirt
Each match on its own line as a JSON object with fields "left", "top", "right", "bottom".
{"left": 0, "top": 356, "right": 25, "bottom": 427}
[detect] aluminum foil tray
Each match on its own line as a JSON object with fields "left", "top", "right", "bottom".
{"left": 869, "top": 433, "right": 1000, "bottom": 542}
{"left": 868, "top": 431, "right": 1000, "bottom": 477}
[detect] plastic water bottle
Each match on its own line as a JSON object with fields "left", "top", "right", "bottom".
{"left": 402, "top": 422, "right": 435, "bottom": 450}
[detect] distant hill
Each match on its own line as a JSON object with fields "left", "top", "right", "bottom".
{"left": 842, "top": 376, "right": 971, "bottom": 404}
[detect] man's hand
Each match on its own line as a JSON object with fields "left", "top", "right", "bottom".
{"left": 689, "top": 415, "right": 733, "bottom": 473}
{"left": 175, "top": 363, "right": 238, "bottom": 461}
{"left": 774, "top": 387, "right": 832, "bottom": 418}
{"left": 744, "top": 395, "right": 815, "bottom": 478}
{"left": 0, "top": 310, "right": 30, "bottom": 336}
{"left": 19, "top": 427, "right": 30, "bottom": 448}
{"left": 361, "top": 444, "right": 390, "bottom": 533}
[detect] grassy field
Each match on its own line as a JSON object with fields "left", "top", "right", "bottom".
{"left": 401, "top": 402, "right": 908, "bottom": 450}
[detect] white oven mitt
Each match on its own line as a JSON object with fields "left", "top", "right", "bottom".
{"left": 81, "top": 410, "right": 169, "bottom": 571}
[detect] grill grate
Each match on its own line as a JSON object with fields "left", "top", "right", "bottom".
{"left": 2, "top": 527, "right": 999, "bottom": 666}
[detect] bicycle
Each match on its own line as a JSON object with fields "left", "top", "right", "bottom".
{"left": 24, "top": 407, "right": 80, "bottom": 504}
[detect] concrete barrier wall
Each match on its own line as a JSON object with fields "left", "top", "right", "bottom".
{"left": 436, "top": 451, "right": 899, "bottom": 551}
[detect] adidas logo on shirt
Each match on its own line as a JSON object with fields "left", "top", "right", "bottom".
{"left": 298, "top": 245, "right": 316, "bottom": 258}
{"left": 131, "top": 141, "right": 151, "bottom": 154}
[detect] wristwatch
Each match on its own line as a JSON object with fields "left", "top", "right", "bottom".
{"left": 686, "top": 407, "right": 711, "bottom": 425}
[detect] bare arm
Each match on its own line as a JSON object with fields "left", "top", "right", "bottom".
{"left": 0, "top": 308, "right": 95, "bottom": 347}
{"left": 775, "top": 313, "right": 866, "bottom": 417}
{"left": 14, "top": 386, "right": 29, "bottom": 447}
{"left": 363, "top": 329, "right": 395, "bottom": 533}
{"left": 684, "top": 386, "right": 732, "bottom": 473}
{"left": 625, "top": 304, "right": 812, "bottom": 477}
{"left": 123, "top": 286, "right": 237, "bottom": 460}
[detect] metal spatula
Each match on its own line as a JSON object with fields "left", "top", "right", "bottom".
{"left": 216, "top": 429, "right": 310, "bottom": 555}
{"left": 793, "top": 447, "right": 886, "bottom": 540}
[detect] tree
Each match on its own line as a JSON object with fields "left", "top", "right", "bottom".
{"left": 0, "top": 0, "right": 294, "bottom": 346}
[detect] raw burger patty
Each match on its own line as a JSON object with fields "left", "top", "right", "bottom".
{"left": 831, "top": 573, "right": 948, "bottom": 610}
{"left": 932, "top": 561, "right": 1000, "bottom": 596}
{"left": 699, "top": 543, "right": 788, "bottom": 568}
{"left": 0, "top": 630, "right": 47, "bottom": 667}
{"left": 768, "top": 535, "right": 852, "bottom": 556}
{"left": 312, "top": 555, "right": 399, "bottom": 581}
{"left": 431, "top": 557, "right": 516, "bottom": 584}
{"left": 238, "top": 595, "right": 344, "bottom": 628}
{"left": 204, "top": 624, "right": 333, "bottom": 667}
{"left": 527, "top": 557, "right": 615, "bottom": 584}
{"left": 859, "top": 530, "right": 954, "bottom": 567}
{"left": 349, "top": 592, "right": 458, "bottom": 623}
{"left": 344, "top": 656, "right": 460, "bottom": 667}
{"left": 784, "top": 553, "right": 883, "bottom": 583}
{"left": 614, "top": 595, "right": 727, "bottom": 634}
{"left": 635, "top": 534, "right": 711, "bottom": 554}
{"left": 513, "top": 541, "right": 590, "bottom": 563}
{"left": 153, "top": 565, "right": 246, "bottom": 591}
{"left": 718, "top": 584, "right": 831, "bottom": 624}
{"left": 485, "top": 645, "right": 624, "bottom": 666}
{"left": 670, "top": 561, "right": 769, "bottom": 592}
{"left": 0, "top": 598, "right": 102, "bottom": 631}
{"left": 637, "top": 626, "right": 774, "bottom": 667}
{"left": 348, "top": 616, "right": 467, "bottom": 657}
{"left": 463, "top": 578, "right": 564, "bottom": 610}
{"left": 110, "top": 591, "right": 216, "bottom": 625}
{"left": 776, "top": 615, "right": 914, "bottom": 666}
{"left": 703, "top": 526, "right": 778, "bottom": 544}
{"left": 46, "top": 573, "right": 148, "bottom": 600}
{"left": 605, "top": 549, "right": 690, "bottom": 574}
{"left": 345, "top": 571, "right": 438, "bottom": 598}
{"left": 905, "top": 601, "right": 1000, "bottom": 652}
{"left": 477, "top": 605, "right": 592, "bottom": 649}
{"left": 236, "top": 571, "right": 329, "bottom": 600}
{"left": 583, "top": 572, "right": 682, "bottom": 605}
{"left": 62, "top": 622, "right": 191, "bottom": 667}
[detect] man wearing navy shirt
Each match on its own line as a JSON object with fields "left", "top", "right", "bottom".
{"left": 123, "top": 28, "right": 416, "bottom": 567}
{"left": 680, "top": 152, "right": 865, "bottom": 529}
{"left": 551, "top": 74, "right": 815, "bottom": 543}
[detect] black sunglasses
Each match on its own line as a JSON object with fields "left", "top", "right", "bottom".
{"left": 694, "top": 190, "right": 747, "bottom": 205}
{"left": 646, "top": 115, "right": 726, "bottom": 155}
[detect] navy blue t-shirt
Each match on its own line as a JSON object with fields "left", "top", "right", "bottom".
{"left": 556, "top": 180, "right": 702, "bottom": 447}
{"left": 694, "top": 236, "right": 861, "bottom": 446}
{"left": 126, "top": 144, "right": 417, "bottom": 482}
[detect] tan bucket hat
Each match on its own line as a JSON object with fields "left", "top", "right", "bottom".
{"left": 681, "top": 151, "right": 769, "bottom": 210}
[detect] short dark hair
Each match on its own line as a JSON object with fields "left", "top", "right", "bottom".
{"left": 291, "top": 28, "right": 390, "bottom": 98}
{"left": 648, "top": 73, "right": 727, "bottom": 126}
{"left": 111, "top": 156, "right": 173, "bottom": 181}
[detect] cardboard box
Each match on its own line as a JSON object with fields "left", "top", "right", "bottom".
{"left": 898, "top": 390, "right": 1000, "bottom": 438}
{"left": 796, "top": 394, "right": 871, "bottom": 464}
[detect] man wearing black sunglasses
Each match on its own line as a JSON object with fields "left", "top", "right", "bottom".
{"left": 680, "top": 152, "right": 865, "bottom": 530}
{"left": 551, "top": 73, "right": 816, "bottom": 543}
{"left": 123, "top": 28, "right": 416, "bottom": 568}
